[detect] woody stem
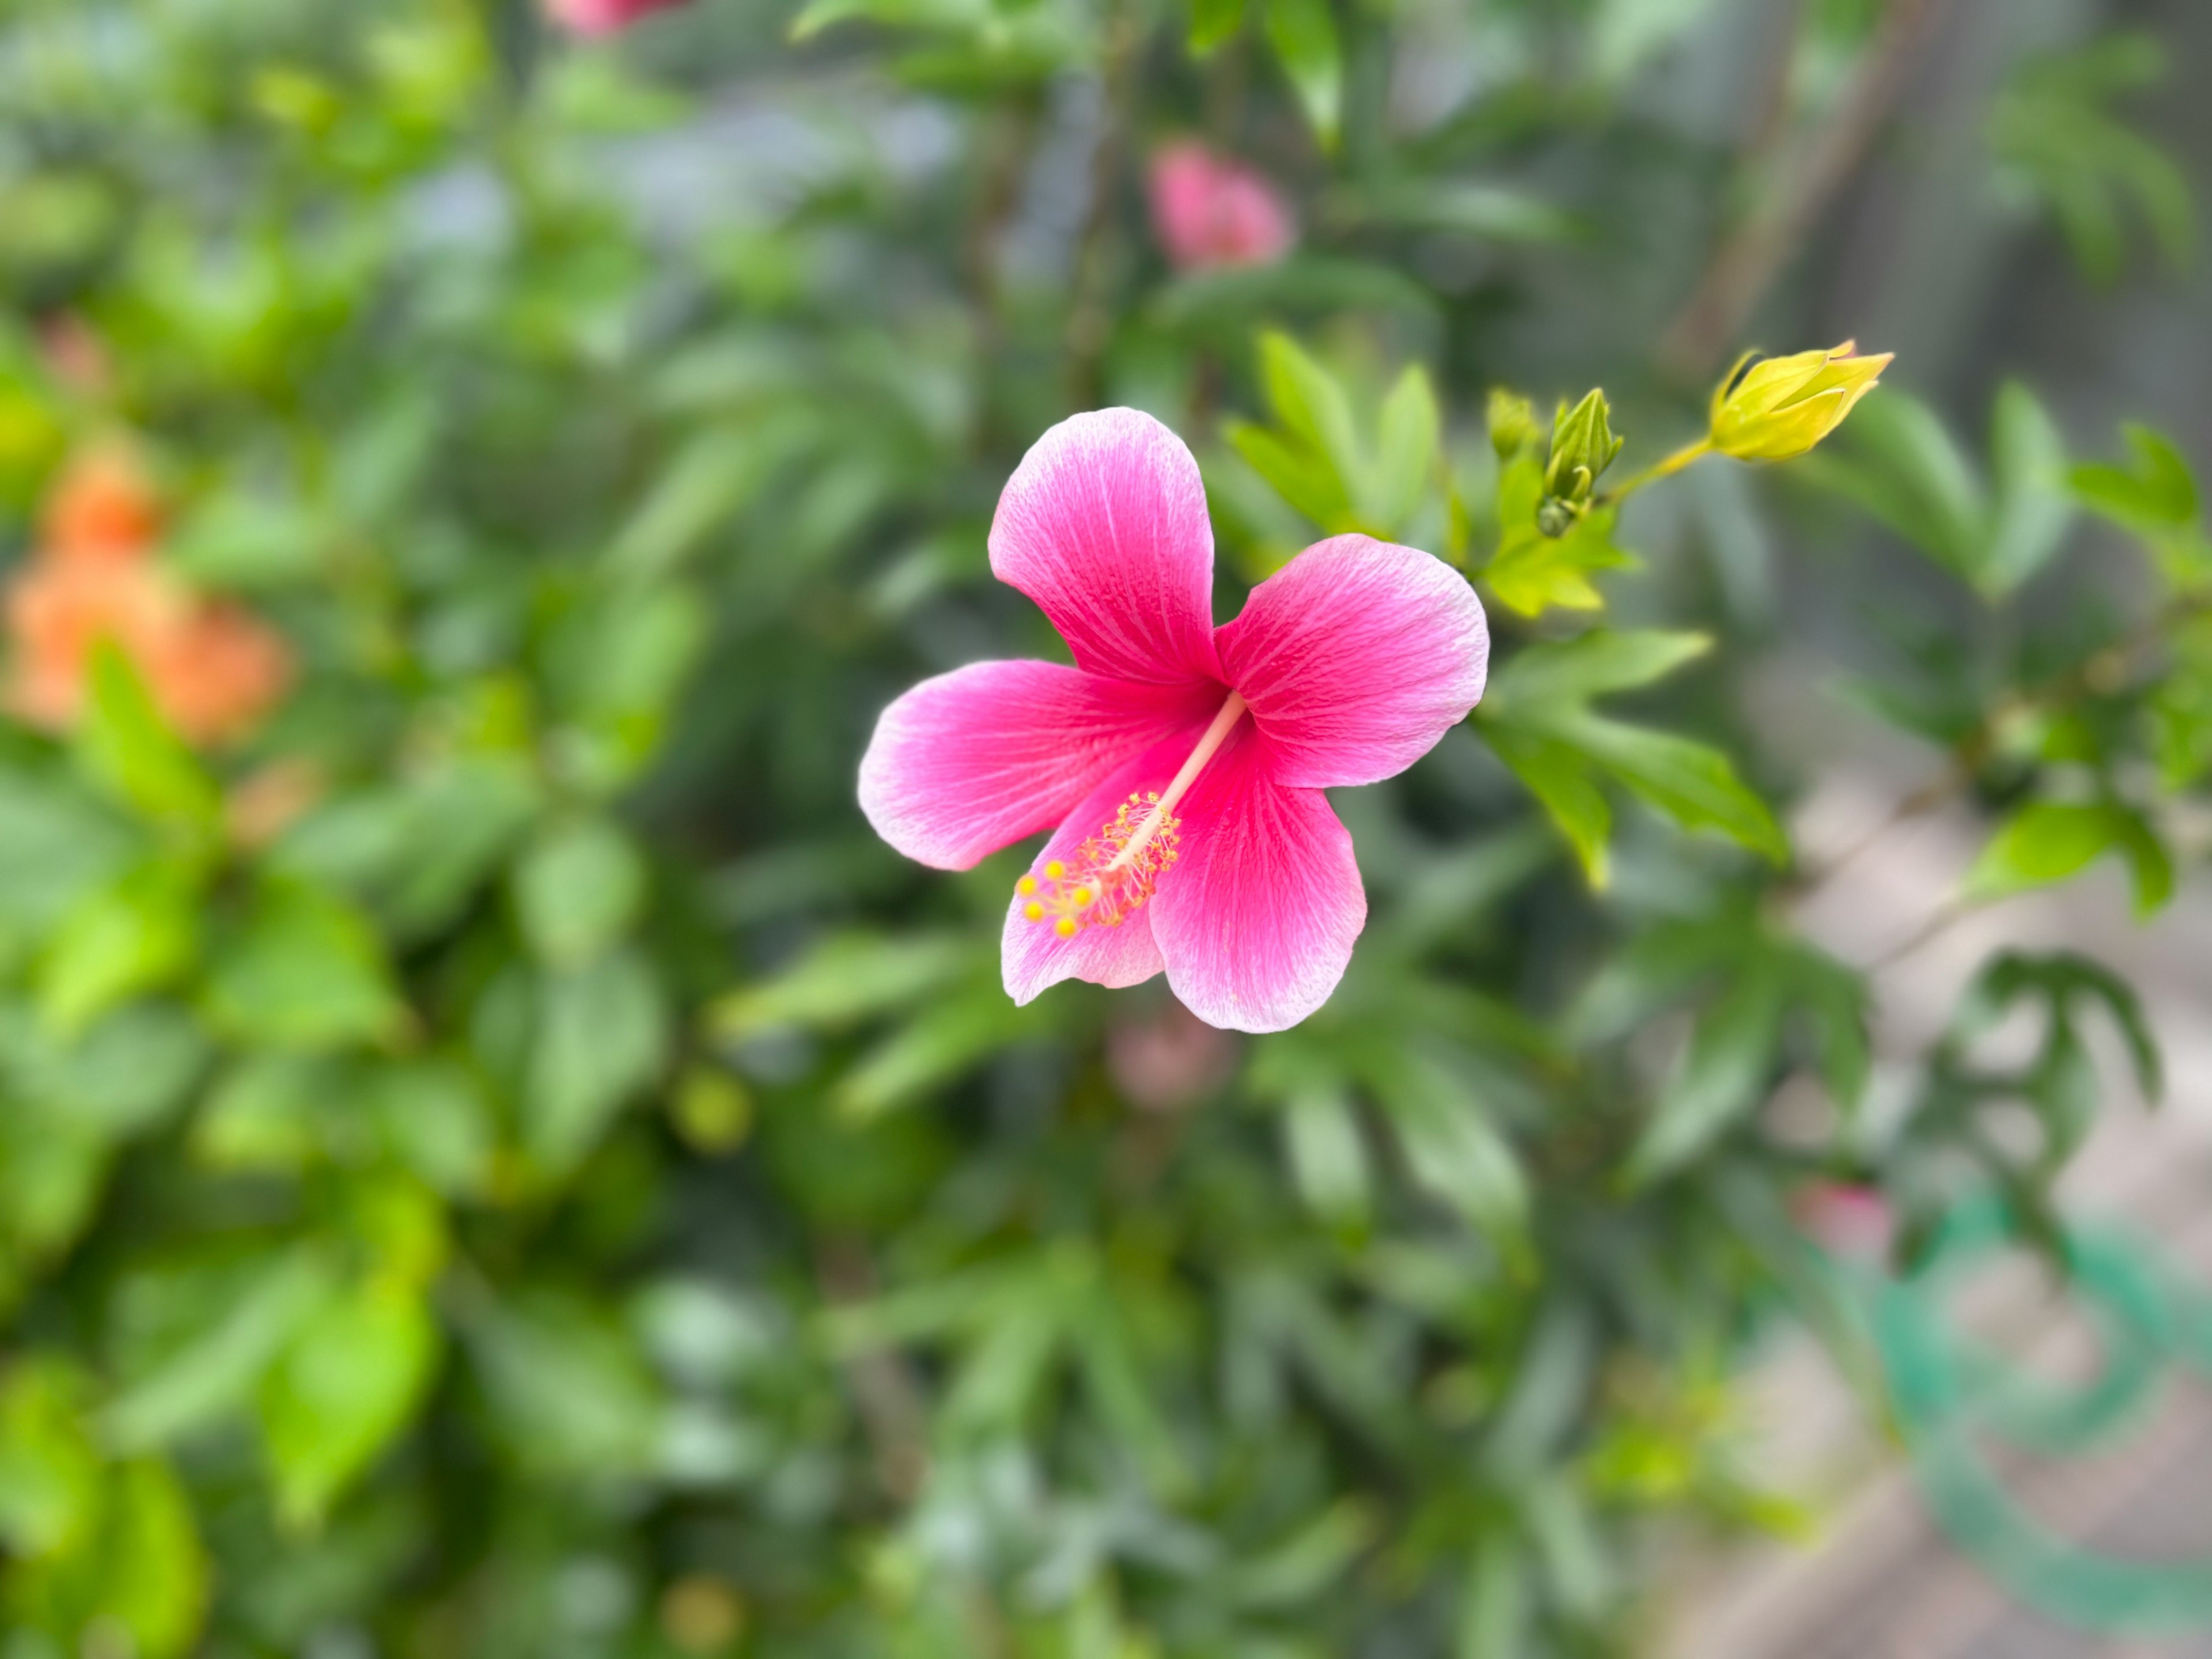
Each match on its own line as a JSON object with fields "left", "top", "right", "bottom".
{"left": 1108, "top": 691, "right": 1247, "bottom": 872}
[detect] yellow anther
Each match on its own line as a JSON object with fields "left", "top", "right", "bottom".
{"left": 1010, "top": 793, "right": 1183, "bottom": 938}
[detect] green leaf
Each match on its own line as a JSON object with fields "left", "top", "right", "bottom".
{"left": 203, "top": 878, "right": 404, "bottom": 1050}
{"left": 1967, "top": 800, "right": 2173, "bottom": 915}
{"left": 1480, "top": 631, "right": 1785, "bottom": 873}
{"left": 1281, "top": 1086, "right": 1370, "bottom": 1226}
{"left": 2071, "top": 422, "right": 2199, "bottom": 533}
{"left": 1626, "top": 971, "right": 1786, "bottom": 1184}
{"left": 1483, "top": 725, "right": 1612, "bottom": 885}
{"left": 835, "top": 986, "right": 1026, "bottom": 1120}
{"left": 1368, "top": 1050, "right": 1527, "bottom": 1239}
{"left": 259, "top": 1278, "right": 438, "bottom": 1528}
{"left": 0, "top": 775, "right": 134, "bottom": 946}
{"left": 75, "top": 643, "right": 219, "bottom": 834}
{"left": 527, "top": 949, "right": 668, "bottom": 1171}
{"left": 712, "top": 931, "right": 979, "bottom": 1035}
{"left": 369, "top": 1059, "right": 494, "bottom": 1197}
{"left": 510, "top": 816, "right": 647, "bottom": 967}
{"left": 1484, "top": 478, "right": 1637, "bottom": 617}
{"left": 7, "top": 1455, "right": 209, "bottom": 1659}
{"left": 1797, "top": 389, "right": 1986, "bottom": 580}
{"left": 1982, "top": 381, "right": 2073, "bottom": 594}
{"left": 37, "top": 861, "right": 199, "bottom": 1036}
{"left": 604, "top": 427, "right": 758, "bottom": 578}
{"left": 1369, "top": 363, "right": 1440, "bottom": 533}
{"left": 104, "top": 1251, "right": 331, "bottom": 1453}
{"left": 1188, "top": 0, "right": 1245, "bottom": 53}
{"left": 1262, "top": 0, "right": 1341, "bottom": 145}
{"left": 465, "top": 1293, "right": 663, "bottom": 1480}
{"left": 1225, "top": 419, "right": 1356, "bottom": 531}
{"left": 190, "top": 1052, "right": 336, "bottom": 1172}
{"left": 278, "top": 759, "right": 543, "bottom": 942}
{"left": 1557, "top": 715, "right": 1789, "bottom": 865}
{"left": 1484, "top": 630, "right": 1711, "bottom": 710}
{"left": 0, "top": 1358, "right": 100, "bottom": 1558}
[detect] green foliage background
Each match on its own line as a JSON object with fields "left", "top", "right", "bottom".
{"left": 0, "top": 0, "right": 2204, "bottom": 1655}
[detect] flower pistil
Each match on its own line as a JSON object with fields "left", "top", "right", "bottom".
{"left": 1018, "top": 691, "right": 1247, "bottom": 935}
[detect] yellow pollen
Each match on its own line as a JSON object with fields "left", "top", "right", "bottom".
{"left": 1016, "top": 793, "right": 1183, "bottom": 937}
{"left": 1010, "top": 690, "right": 1245, "bottom": 940}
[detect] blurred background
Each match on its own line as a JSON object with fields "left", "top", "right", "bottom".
{"left": 0, "top": 0, "right": 2207, "bottom": 1655}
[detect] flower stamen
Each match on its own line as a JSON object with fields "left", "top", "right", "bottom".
{"left": 1016, "top": 691, "right": 1245, "bottom": 937}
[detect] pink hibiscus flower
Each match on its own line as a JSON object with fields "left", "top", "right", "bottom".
{"left": 543, "top": 0, "right": 691, "bottom": 36}
{"left": 859, "top": 410, "right": 1490, "bottom": 1033}
{"left": 1149, "top": 143, "right": 1296, "bottom": 272}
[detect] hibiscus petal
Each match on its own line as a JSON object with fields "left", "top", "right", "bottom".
{"left": 861, "top": 660, "right": 1217, "bottom": 870}
{"left": 990, "top": 409, "right": 1224, "bottom": 687}
{"left": 1149, "top": 724, "right": 1366, "bottom": 1033}
{"left": 1214, "top": 534, "right": 1488, "bottom": 789}
{"left": 1003, "top": 728, "right": 1217, "bottom": 1004}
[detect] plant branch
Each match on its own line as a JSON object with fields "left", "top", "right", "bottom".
{"left": 1658, "top": 0, "right": 1948, "bottom": 378}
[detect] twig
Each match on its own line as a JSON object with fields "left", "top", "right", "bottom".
{"left": 1865, "top": 892, "right": 1977, "bottom": 973}
{"left": 1658, "top": 0, "right": 1947, "bottom": 378}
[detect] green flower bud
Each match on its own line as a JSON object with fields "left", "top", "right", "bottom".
{"left": 1488, "top": 388, "right": 1540, "bottom": 461}
{"left": 1543, "top": 388, "right": 1623, "bottom": 509}
{"left": 1709, "top": 340, "right": 1893, "bottom": 463}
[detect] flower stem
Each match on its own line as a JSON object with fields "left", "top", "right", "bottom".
{"left": 1601, "top": 438, "right": 1714, "bottom": 506}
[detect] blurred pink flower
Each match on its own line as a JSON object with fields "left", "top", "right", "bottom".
{"left": 1108, "top": 1000, "right": 1238, "bottom": 1111}
{"left": 1794, "top": 1182, "right": 1893, "bottom": 1262}
{"left": 858, "top": 409, "right": 1489, "bottom": 1033}
{"left": 543, "top": 0, "right": 692, "bottom": 36}
{"left": 1148, "top": 143, "right": 1295, "bottom": 272}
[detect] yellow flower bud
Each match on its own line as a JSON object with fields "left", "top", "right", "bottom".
{"left": 1707, "top": 340, "right": 1893, "bottom": 463}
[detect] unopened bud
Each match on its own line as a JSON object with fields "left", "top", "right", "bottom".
{"left": 1488, "top": 388, "right": 1540, "bottom": 461}
{"left": 1538, "top": 389, "right": 1621, "bottom": 537}
{"left": 1709, "top": 340, "right": 1893, "bottom": 463}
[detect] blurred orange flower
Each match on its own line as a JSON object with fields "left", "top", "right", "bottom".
{"left": 39, "top": 443, "right": 163, "bottom": 564}
{"left": 5, "top": 444, "right": 291, "bottom": 745}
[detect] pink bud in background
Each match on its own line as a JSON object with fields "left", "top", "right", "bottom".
{"left": 1108, "top": 1000, "right": 1238, "bottom": 1111}
{"left": 1793, "top": 1182, "right": 1893, "bottom": 1262}
{"left": 543, "top": 0, "right": 692, "bottom": 36}
{"left": 1148, "top": 143, "right": 1295, "bottom": 273}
